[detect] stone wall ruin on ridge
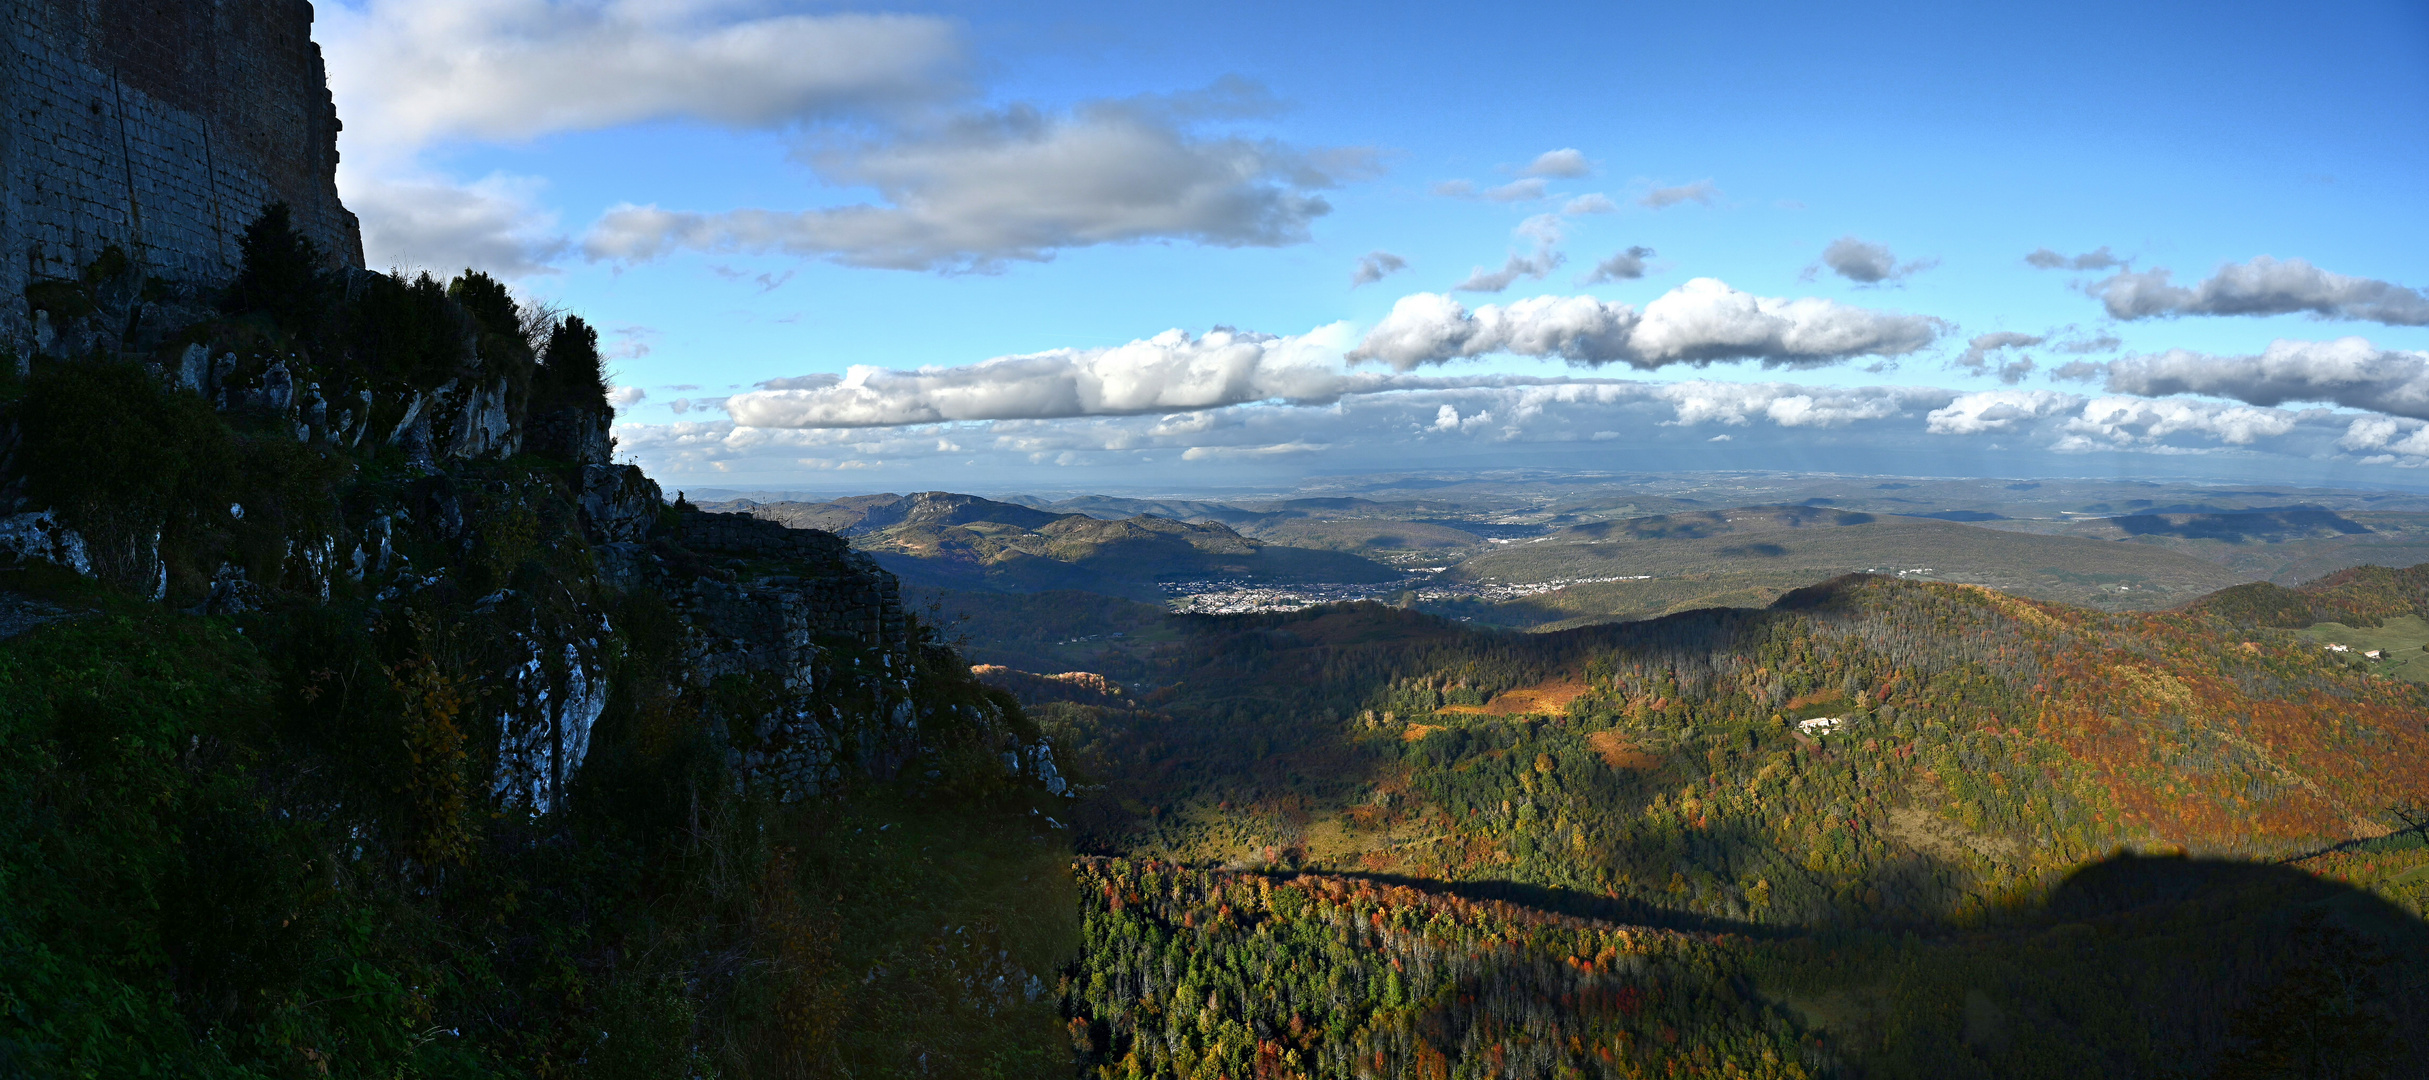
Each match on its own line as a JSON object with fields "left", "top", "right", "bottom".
{"left": 3, "top": 0, "right": 362, "bottom": 354}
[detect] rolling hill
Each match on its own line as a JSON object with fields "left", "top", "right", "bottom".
{"left": 1038, "top": 575, "right": 2429, "bottom": 897}
{"left": 1441, "top": 503, "right": 2255, "bottom": 620}
{"left": 700, "top": 492, "right": 1400, "bottom": 600}
{"left": 1025, "top": 569, "right": 2429, "bottom": 1076}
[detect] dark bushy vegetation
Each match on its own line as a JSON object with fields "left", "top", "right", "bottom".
{"left": 220, "top": 202, "right": 333, "bottom": 333}
{"left": 0, "top": 604, "right": 1077, "bottom": 1077}
{"left": 535, "top": 315, "right": 609, "bottom": 414}
{"left": 1062, "top": 854, "right": 2424, "bottom": 1079}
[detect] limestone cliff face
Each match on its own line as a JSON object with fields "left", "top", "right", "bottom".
{"left": 0, "top": 256, "right": 1060, "bottom": 814}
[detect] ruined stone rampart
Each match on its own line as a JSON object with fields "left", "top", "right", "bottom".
{"left": 676, "top": 508, "right": 910, "bottom": 663}
{"left": 3, "top": 0, "right": 360, "bottom": 353}
{"left": 669, "top": 508, "right": 928, "bottom": 800}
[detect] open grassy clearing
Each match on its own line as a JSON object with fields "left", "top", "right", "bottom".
{"left": 2300, "top": 615, "right": 2429, "bottom": 683}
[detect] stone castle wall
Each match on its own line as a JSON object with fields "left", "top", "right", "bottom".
{"left": 2, "top": 0, "right": 361, "bottom": 353}
{"left": 676, "top": 508, "right": 911, "bottom": 662}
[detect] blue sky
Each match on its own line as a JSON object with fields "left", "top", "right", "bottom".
{"left": 316, "top": 0, "right": 2429, "bottom": 493}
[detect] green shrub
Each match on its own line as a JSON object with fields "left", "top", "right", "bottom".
{"left": 220, "top": 203, "right": 332, "bottom": 334}
{"left": 343, "top": 271, "right": 468, "bottom": 392}
{"left": 535, "top": 315, "right": 608, "bottom": 413}
{"left": 15, "top": 359, "right": 232, "bottom": 590}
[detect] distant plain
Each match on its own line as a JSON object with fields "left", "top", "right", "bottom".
{"left": 701, "top": 470, "right": 2429, "bottom": 634}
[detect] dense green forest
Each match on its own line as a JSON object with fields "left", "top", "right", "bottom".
{"left": 1060, "top": 853, "right": 2424, "bottom": 1079}
{"left": 1063, "top": 857, "right": 1817, "bottom": 1079}
{"left": 1026, "top": 574, "right": 2429, "bottom": 1075}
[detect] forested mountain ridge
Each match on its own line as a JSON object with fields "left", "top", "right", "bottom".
{"left": 1025, "top": 572, "right": 2429, "bottom": 1076}
{"left": 0, "top": 214, "right": 1074, "bottom": 1076}
{"left": 2192, "top": 561, "right": 2429, "bottom": 629}
{"left": 1045, "top": 575, "right": 2429, "bottom": 910}
{"left": 704, "top": 492, "right": 1399, "bottom": 600}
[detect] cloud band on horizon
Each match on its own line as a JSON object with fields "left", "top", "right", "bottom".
{"left": 1347, "top": 279, "right": 1943, "bottom": 370}
{"left": 2106, "top": 337, "right": 2429, "bottom": 419}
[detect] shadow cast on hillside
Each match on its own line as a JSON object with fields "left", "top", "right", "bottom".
{"left": 1206, "top": 850, "right": 2429, "bottom": 968}
{"left": 1312, "top": 870, "right": 1778, "bottom": 937}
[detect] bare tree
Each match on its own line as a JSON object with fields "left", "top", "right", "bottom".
{"left": 2386, "top": 800, "right": 2429, "bottom": 844}
{"left": 518, "top": 299, "right": 570, "bottom": 356}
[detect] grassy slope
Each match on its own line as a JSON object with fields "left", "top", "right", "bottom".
{"left": 2300, "top": 616, "right": 2429, "bottom": 683}
{"left": 0, "top": 599, "right": 1080, "bottom": 1078}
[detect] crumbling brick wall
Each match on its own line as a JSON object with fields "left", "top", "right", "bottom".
{"left": 2, "top": 0, "right": 361, "bottom": 352}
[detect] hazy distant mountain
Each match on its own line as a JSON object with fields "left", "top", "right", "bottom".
{"left": 712, "top": 491, "right": 1068, "bottom": 536}
{"left": 698, "top": 491, "right": 1400, "bottom": 600}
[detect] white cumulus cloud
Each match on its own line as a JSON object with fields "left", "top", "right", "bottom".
{"left": 1953, "top": 331, "right": 2045, "bottom": 384}
{"left": 1346, "top": 279, "right": 1943, "bottom": 371}
{"left": 2091, "top": 257, "right": 2429, "bottom": 326}
{"left": 1521, "top": 149, "right": 1593, "bottom": 178}
{"left": 2336, "top": 416, "right": 2429, "bottom": 464}
{"left": 614, "top": 366, "right": 2403, "bottom": 484}
{"left": 1926, "top": 390, "right": 2081, "bottom": 435}
{"left": 2055, "top": 396, "right": 2299, "bottom": 450}
{"left": 343, "top": 168, "right": 569, "bottom": 277}
{"left": 1811, "top": 236, "right": 1935, "bottom": 285}
{"left": 1658, "top": 381, "right": 1944, "bottom": 428}
{"left": 1454, "top": 250, "right": 1565, "bottom": 293}
{"left": 2104, "top": 337, "right": 2429, "bottom": 419}
{"left": 725, "top": 324, "right": 1362, "bottom": 428}
{"left": 1352, "top": 250, "right": 1409, "bottom": 287}
{"left": 1583, "top": 246, "right": 1653, "bottom": 283}
{"left": 325, "top": 7, "right": 1364, "bottom": 276}
{"left": 321, "top": 0, "right": 965, "bottom": 276}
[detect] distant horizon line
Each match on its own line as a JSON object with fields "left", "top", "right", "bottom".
{"left": 658, "top": 466, "right": 2429, "bottom": 506}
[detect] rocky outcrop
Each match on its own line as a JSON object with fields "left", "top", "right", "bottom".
{"left": 676, "top": 508, "right": 909, "bottom": 659}
{"left": 527, "top": 407, "right": 613, "bottom": 466}
{"left": 0, "top": 510, "right": 91, "bottom": 576}
{"left": 661, "top": 508, "right": 916, "bottom": 798}
{"left": 487, "top": 600, "right": 615, "bottom": 813}
{"left": 2, "top": 294, "right": 1061, "bottom": 817}
{"left": 579, "top": 464, "right": 659, "bottom": 541}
